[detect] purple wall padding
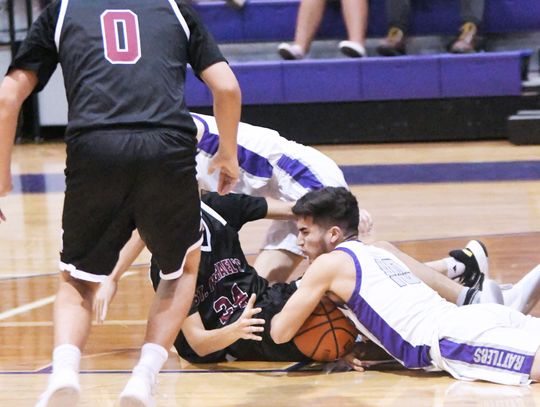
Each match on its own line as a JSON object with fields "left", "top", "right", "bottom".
{"left": 185, "top": 51, "right": 526, "bottom": 106}
{"left": 440, "top": 53, "right": 522, "bottom": 97}
{"left": 282, "top": 60, "right": 362, "bottom": 103}
{"left": 362, "top": 56, "right": 440, "bottom": 100}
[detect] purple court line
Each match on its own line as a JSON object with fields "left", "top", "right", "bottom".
{"left": 0, "top": 362, "right": 309, "bottom": 375}
{"left": 9, "top": 160, "right": 540, "bottom": 194}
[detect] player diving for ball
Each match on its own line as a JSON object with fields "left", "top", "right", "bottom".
{"left": 271, "top": 187, "right": 540, "bottom": 385}
{"left": 191, "top": 113, "right": 534, "bottom": 310}
{"left": 95, "top": 190, "right": 540, "bottom": 366}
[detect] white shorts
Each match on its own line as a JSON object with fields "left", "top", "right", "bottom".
{"left": 261, "top": 219, "right": 304, "bottom": 256}
{"left": 430, "top": 303, "right": 540, "bottom": 385}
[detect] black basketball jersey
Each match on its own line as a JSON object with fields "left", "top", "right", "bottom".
{"left": 150, "top": 193, "right": 307, "bottom": 363}
{"left": 11, "top": 0, "right": 225, "bottom": 138}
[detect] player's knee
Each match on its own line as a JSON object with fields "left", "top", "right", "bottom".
{"left": 530, "top": 348, "right": 540, "bottom": 382}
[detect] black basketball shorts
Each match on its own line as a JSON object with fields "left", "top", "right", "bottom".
{"left": 60, "top": 128, "right": 202, "bottom": 282}
{"left": 227, "top": 281, "right": 309, "bottom": 362}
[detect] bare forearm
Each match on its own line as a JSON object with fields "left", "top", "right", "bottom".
{"left": 201, "top": 61, "right": 241, "bottom": 156}
{"left": 0, "top": 70, "right": 37, "bottom": 194}
{"left": 110, "top": 230, "right": 146, "bottom": 282}
{"left": 265, "top": 198, "right": 295, "bottom": 220}
{"left": 186, "top": 322, "right": 242, "bottom": 356}
{"left": 212, "top": 88, "right": 240, "bottom": 156}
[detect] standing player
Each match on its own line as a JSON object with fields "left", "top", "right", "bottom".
{"left": 192, "top": 113, "right": 364, "bottom": 283}
{"left": 271, "top": 187, "right": 540, "bottom": 385}
{"left": 0, "top": 1, "right": 240, "bottom": 406}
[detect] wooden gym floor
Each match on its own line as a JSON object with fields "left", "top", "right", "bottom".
{"left": 1, "top": 139, "right": 540, "bottom": 406}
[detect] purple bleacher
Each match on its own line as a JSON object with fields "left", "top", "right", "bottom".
{"left": 186, "top": 51, "right": 527, "bottom": 106}
{"left": 193, "top": 0, "right": 540, "bottom": 43}
{"left": 440, "top": 53, "right": 523, "bottom": 98}
{"left": 362, "top": 56, "right": 440, "bottom": 100}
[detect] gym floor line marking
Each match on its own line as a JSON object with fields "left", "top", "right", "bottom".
{"left": 0, "top": 295, "right": 55, "bottom": 321}
{"left": 0, "top": 272, "right": 138, "bottom": 320}
{"left": 0, "top": 320, "right": 148, "bottom": 327}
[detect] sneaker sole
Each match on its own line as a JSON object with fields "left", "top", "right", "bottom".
{"left": 339, "top": 46, "right": 364, "bottom": 58}
{"left": 119, "top": 395, "right": 151, "bottom": 407}
{"left": 376, "top": 48, "right": 406, "bottom": 57}
{"left": 278, "top": 48, "right": 299, "bottom": 60}
{"left": 465, "top": 240, "right": 489, "bottom": 278}
{"left": 46, "top": 387, "right": 80, "bottom": 407}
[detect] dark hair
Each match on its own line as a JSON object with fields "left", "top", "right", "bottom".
{"left": 292, "top": 187, "right": 359, "bottom": 234}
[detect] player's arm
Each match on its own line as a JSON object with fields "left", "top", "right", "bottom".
{"left": 182, "top": 294, "right": 265, "bottom": 356}
{"left": 200, "top": 62, "right": 241, "bottom": 195}
{"left": 270, "top": 253, "right": 336, "bottom": 344}
{"left": 94, "top": 230, "right": 146, "bottom": 323}
{"left": 0, "top": 69, "right": 37, "bottom": 198}
{"left": 265, "top": 198, "right": 295, "bottom": 220}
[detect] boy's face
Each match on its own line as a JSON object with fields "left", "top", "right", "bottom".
{"left": 296, "top": 216, "right": 332, "bottom": 263}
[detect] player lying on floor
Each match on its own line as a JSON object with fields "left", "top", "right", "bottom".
{"left": 94, "top": 192, "right": 539, "bottom": 364}
{"left": 191, "top": 113, "right": 365, "bottom": 284}
{"left": 194, "top": 112, "right": 521, "bottom": 297}
{"left": 270, "top": 187, "right": 540, "bottom": 385}
{"left": 191, "top": 113, "right": 519, "bottom": 307}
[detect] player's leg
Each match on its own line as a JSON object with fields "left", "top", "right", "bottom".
{"left": 36, "top": 131, "right": 139, "bottom": 407}
{"left": 425, "top": 239, "right": 488, "bottom": 288}
{"left": 119, "top": 131, "right": 201, "bottom": 406}
{"left": 119, "top": 248, "right": 200, "bottom": 407}
{"left": 35, "top": 275, "right": 99, "bottom": 407}
{"left": 373, "top": 241, "right": 502, "bottom": 306}
{"left": 254, "top": 249, "right": 304, "bottom": 284}
{"left": 500, "top": 265, "right": 540, "bottom": 314}
{"left": 436, "top": 304, "right": 540, "bottom": 385}
{"left": 255, "top": 220, "right": 305, "bottom": 284}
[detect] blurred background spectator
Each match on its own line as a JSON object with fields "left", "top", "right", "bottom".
{"left": 377, "top": 0, "right": 484, "bottom": 56}
{"left": 278, "top": 0, "right": 368, "bottom": 60}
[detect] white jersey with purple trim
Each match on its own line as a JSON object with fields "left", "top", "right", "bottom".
{"left": 192, "top": 113, "right": 347, "bottom": 200}
{"left": 192, "top": 113, "right": 347, "bottom": 255}
{"left": 336, "top": 240, "right": 540, "bottom": 385}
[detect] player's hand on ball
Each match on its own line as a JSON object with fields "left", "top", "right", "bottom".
{"left": 93, "top": 277, "right": 118, "bottom": 324}
{"left": 235, "top": 293, "right": 265, "bottom": 341}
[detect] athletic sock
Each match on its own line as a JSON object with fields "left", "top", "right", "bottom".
{"left": 457, "top": 287, "right": 479, "bottom": 306}
{"left": 119, "top": 343, "right": 167, "bottom": 406}
{"left": 456, "top": 281, "right": 504, "bottom": 307}
{"left": 444, "top": 257, "right": 466, "bottom": 279}
{"left": 52, "top": 343, "right": 81, "bottom": 376}
{"left": 133, "top": 343, "right": 168, "bottom": 382}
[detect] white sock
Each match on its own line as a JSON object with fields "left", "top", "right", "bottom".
{"left": 132, "top": 343, "right": 168, "bottom": 382}
{"left": 456, "top": 287, "right": 477, "bottom": 306}
{"left": 52, "top": 344, "right": 81, "bottom": 376}
{"left": 478, "top": 280, "right": 504, "bottom": 304}
{"left": 445, "top": 257, "right": 465, "bottom": 279}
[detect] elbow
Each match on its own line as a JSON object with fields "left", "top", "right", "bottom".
{"left": 189, "top": 342, "right": 211, "bottom": 357}
{"left": 212, "top": 81, "right": 241, "bottom": 104}
{"left": 270, "top": 319, "right": 293, "bottom": 345}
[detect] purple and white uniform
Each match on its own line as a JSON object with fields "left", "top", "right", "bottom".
{"left": 192, "top": 113, "right": 347, "bottom": 256}
{"left": 336, "top": 240, "right": 540, "bottom": 385}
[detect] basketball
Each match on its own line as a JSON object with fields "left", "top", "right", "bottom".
{"left": 293, "top": 296, "right": 358, "bottom": 362}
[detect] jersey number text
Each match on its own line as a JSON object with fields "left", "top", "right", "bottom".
{"left": 213, "top": 284, "right": 249, "bottom": 325}
{"left": 100, "top": 10, "right": 141, "bottom": 64}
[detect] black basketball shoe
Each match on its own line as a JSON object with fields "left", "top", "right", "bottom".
{"left": 449, "top": 240, "right": 489, "bottom": 290}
